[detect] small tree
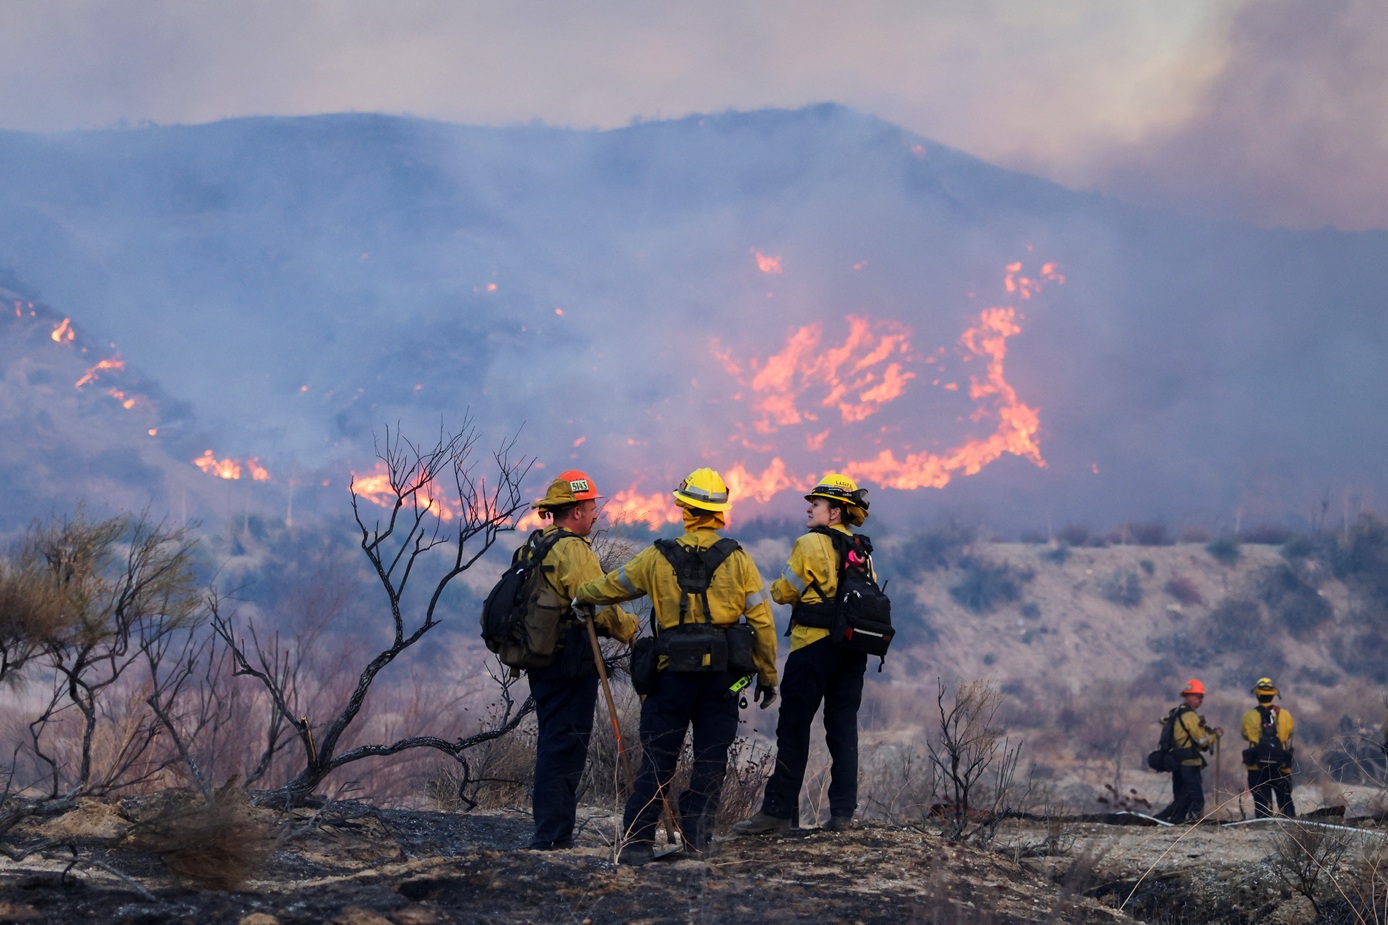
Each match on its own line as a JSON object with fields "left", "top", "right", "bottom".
{"left": 1, "top": 510, "right": 205, "bottom": 839}
{"left": 928, "top": 678, "right": 1022, "bottom": 844}
{"left": 213, "top": 419, "right": 534, "bottom": 805}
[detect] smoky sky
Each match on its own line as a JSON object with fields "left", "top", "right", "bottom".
{"left": 1093, "top": 0, "right": 1388, "bottom": 230}
{"left": 0, "top": 0, "right": 1383, "bottom": 230}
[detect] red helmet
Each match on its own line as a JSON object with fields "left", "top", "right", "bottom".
{"left": 531, "top": 469, "right": 601, "bottom": 509}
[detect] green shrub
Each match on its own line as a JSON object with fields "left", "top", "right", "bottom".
{"left": 948, "top": 557, "right": 1030, "bottom": 614}
{"left": 1099, "top": 569, "right": 1143, "bottom": 607}
{"left": 1206, "top": 536, "right": 1242, "bottom": 565}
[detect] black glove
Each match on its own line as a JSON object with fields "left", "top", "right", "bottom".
{"left": 756, "top": 685, "right": 777, "bottom": 710}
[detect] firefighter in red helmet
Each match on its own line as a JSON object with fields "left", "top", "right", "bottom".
{"left": 1155, "top": 679, "right": 1222, "bottom": 823}
{"left": 524, "top": 470, "right": 637, "bottom": 851}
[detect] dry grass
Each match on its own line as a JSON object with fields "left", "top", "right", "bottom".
{"left": 128, "top": 783, "right": 275, "bottom": 890}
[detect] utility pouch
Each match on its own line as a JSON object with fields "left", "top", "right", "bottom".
{"left": 726, "top": 623, "right": 757, "bottom": 676}
{"left": 659, "top": 624, "right": 728, "bottom": 673}
{"left": 831, "top": 606, "right": 894, "bottom": 658}
{"left": 629, "top": 636, "right": 658, "bottom": 695}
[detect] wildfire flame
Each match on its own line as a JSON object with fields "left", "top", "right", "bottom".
{"left": 51, "top": 318, "right": 74, "bottom": 343}
{"left": 74, "top": 356, "right": 124, "bottom": 389}
{"left": 599, "top": 258, "right": 1063, "bottom": 527}
{"left": 195, "top": 450, "right": 270, "bottom": 482}
{"left": 350, "top": 461, "right": 455, "bottom": 521}
{"left": 752, "top": 250, "right": 783, "bottom": 274}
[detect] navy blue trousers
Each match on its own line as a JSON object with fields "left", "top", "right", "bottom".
{"left": 760, "top": 638, "right": 867, "bottom": 822}
{"left": 1158, "top": 765, "right": 1205, "bottom": 822}
{"left": 1248, "top": 767, "right": 1296, "bottom": 817}
{"left": 528, "top": 660, "right": 599, "bottom": 849}
{"left": 624, "top": 669, "right": 740, "bottom": 850}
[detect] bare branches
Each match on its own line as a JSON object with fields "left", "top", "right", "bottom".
{"left": 1, "top": 511, "right": 207, "bottom": 834}
{"left": 217, "top": 420, "right": 532, "bottom": 804}
{"left": 928, "top": 678, "right": 1023, "bottom": 844}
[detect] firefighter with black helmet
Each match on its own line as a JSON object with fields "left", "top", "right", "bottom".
{"left": 1155, "top": 678, "right": 1222, "bottom": 823}
{"left": 1241, "top": 676, "right": 1296, "bottom": 818}
{"left": 734, "top": 472, "right": 873, "bottom": 835}
{"left": 575, "top": 466, "right": 778, "bottom": 864}
{"left": 524, "top": 470, "right": 638, "bottom": 851}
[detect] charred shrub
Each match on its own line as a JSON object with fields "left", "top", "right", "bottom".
{"left": 949, "top": 557, "right": 1030, "bottom": 614}
{"left": 1098, "top": 570, "right": 1142, "bottom": 607}
{"left": 1202, "top": 597, "right": 1265, "bottom": 655}
{"left": 1057, "top": 524, "right": 1097, "bottom": 547}
{"left": 1242, "top": 524, "right": 1295, "bottom": 545}
{"left": 1039, "top": 544, "right": 1070, "bottom": 565}
{"left": 1163, "top": 574, "right": 1204, "bottom": 607}
{"left": 1258, "top": 563, "right": 1333, "bottom": 633}
{"left": 1330, "top": 513, "right": 1388, "bottom": 610}
{"left": 897, "top": 518, "right": 979, "bottom": 574}
{"left": 1331, "top": 622, "right": 1388, "bottom": 684}
{"left": 1124, "top": 522, "right": 1172, "bottom": 546}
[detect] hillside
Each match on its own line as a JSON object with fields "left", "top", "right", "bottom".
{"left": 4, "top": 106, "right": 1388, "bottom": 538}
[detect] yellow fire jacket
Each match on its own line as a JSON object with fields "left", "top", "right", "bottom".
{"left": 536, "top": 526, "right": 638, "bottom": 645}
{"left": 771, "top": 524, "right": 854, "bottom": 652}
{"left": 1168, "top": 707, "right": 1218, "bottom": 767}
{"left": 574, "top": 523, "right": 778, "bottom": 687}
{"left": 1241, "top": 705, "right": 1294, "bottom": 771}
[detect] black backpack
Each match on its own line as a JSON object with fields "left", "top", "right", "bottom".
{"left": 649, "top": 538, "right": 756, "bottom": 676}
{"left": 1250, "top": 705, "right": 1291, "bottom": 768}
{"left": 1147, "top": 704, "right": 1199, "bottom": 772}
{"left": 479, "top": 529, "right": 574, "bottom": 673}
{"left": 798, "top": 528, "right": 894, "bottom": 670}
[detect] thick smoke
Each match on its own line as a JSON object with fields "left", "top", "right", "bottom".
{"left": 1097, "top": 0, "right": 1388, "bottom": 231}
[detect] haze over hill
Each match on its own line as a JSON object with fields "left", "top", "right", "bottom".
{"left": 3, "top": 104, "right": 1387, "bottom": 538}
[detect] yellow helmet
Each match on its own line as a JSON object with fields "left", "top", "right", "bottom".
{"left": 1252, "top": 677, "right": 1279, "bottom": 696}
{"left": 672, "top": 467, "right": 731, "bottom": 512}
{"left": 805, "top": 473, "right": 870, "bottom": 513}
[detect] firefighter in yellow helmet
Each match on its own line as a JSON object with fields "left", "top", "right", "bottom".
{"left": 1240, "top": 677, "right": 1296, "bottom": 817}
{"left": 734, "top": 473, "right": 873, "bottom": 835}
{"left": 524, "top": 470, "right": 638, "bottom": 850}
{"left": 575, "top": 466, "right": 777, "bottom": 864}
{"left": 1154, "top": 679, "right": 1222, "bottom": 823}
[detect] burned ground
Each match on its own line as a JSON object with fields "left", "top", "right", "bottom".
{"left": 6, "top": 798, "right": 1385, "bottom": 925}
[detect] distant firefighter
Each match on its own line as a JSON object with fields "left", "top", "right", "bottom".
{"left": 1153, "top": 678, "right": 1222, "bottom": 823}
{"left": 1241, "top": 677, "right": 1296, "bottom": 818}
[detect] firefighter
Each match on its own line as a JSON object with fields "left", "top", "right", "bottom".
{"left": 524, "top": 470, "right": 638, "bottom": 851}
{"left": 734, "top": 473, "right": 872, "bottom": 835}
{"left": 574, "top": 467, "right": 778, "bottom": 864}
{"left": 1155, "top": 678, "right": 1222, "bottom": 823}
{"left": 1241, "top": 677, "right": 1296, "bottom": 818}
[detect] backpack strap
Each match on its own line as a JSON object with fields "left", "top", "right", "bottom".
{"left": 654, "top": 537, "right": 741, "bottom": 628}
{"left": 520, "top": 528, "right": 578, "bottom": 618}
{"left": 792, "top": 528, "right": 873, "bottom": 633}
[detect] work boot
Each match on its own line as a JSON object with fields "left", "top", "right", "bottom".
{"left": 618, "top": 842, "right": 655, "bottom": 866}
{"left": 821, "top": 815, "right": 854, "bottom": 832}
{"left": 731, "top": 811, "right": 792, "bottom": 836}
